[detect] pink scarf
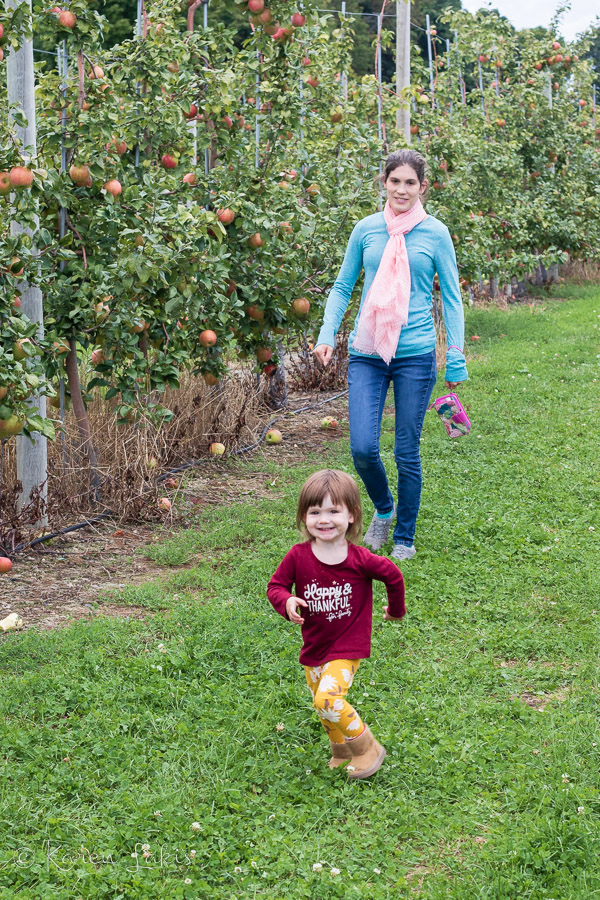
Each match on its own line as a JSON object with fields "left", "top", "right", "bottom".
{"left": 352, "top": 199, "right": 427, "bottom": 364}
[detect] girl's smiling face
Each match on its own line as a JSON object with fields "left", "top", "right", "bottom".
{"left": 384, "top": 164, "right": 427, "bottom": 215}
{"left": 304, "top": 493, "right": 354, "bottom": 545}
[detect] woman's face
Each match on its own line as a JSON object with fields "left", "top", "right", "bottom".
{"left": 384, "top": 164, "right": 426, "bottom": 215}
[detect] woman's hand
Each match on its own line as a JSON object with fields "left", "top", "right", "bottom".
{"left": 286, "top": 596, "right": 308, "bottom": 624}
{"left": 313, "top": 344, "right": 333, "bottom": 368}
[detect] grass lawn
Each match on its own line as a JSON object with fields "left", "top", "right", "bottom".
{"left": 1, "top": 284, "right": 599, "bottom": 899}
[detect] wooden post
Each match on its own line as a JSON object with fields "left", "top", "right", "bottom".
{"left": 395, "top": 0, "right": 410, "bottom": 142}
{"left": 6, "top": 0, "right": 48, "bottom": 525}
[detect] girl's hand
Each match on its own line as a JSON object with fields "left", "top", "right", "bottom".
{"left": 313, "top": 344, "right": 333, "bottom": 368}
{"left": 383, "top": 605, "right": 403, "bottom": 622}
{"left": 286, "top": 596, "right": 308, "bottom": 624}
{"left": 445, "top": 381, "right": 460, "bottom": 390}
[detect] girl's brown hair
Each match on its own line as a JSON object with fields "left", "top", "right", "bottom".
{"left": 296, "top": 469, "right": 363, "bottom": 542}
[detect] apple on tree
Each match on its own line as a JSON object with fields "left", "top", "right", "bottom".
{"left": 103, "top": 179, "right": 122, "bottom": 197}
{"left": 292, "top": 297, "right": 310, "bottom": 316}
{"left": 9, "top": 167, "right": 34, "bottom": 189}
{"left": 199, "top": 330, "right": 217, "bottom": 347}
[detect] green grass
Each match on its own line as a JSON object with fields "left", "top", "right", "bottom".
{"left": 1, "top": 285, "right": 600, "bottom": 899}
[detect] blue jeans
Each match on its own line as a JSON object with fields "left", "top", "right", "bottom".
{"left": 348, "top": 351, "right": 437, "bottom": 546}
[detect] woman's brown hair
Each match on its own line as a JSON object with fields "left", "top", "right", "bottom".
{"left": 297, "top": 469, "right": 363, "bottom": 542}
{"left": 383, "top": 149, "right": 428, "bottom": 184}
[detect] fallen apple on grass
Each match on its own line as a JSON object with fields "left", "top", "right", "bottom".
{"left": 265, "top": 428, "right": 282, "bottom": 444}
{"left": 158, "top": 497, "right": 172, "bottom": 512}
{"left": 209, "top": 442, "right": 226, "bottom": 456}
{"left": 320, "top": 416, "right": 339, "bottom": 429}
{"left": 0, "top": 557, "right": 13, "bottom": 574}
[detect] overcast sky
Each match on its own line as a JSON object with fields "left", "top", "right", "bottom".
{"left": 459, "top": 0, "right": 598, "bottom": 41}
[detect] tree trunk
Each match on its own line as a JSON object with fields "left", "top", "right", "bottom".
{"left": 65, "top": 339, "right": 102, "bottom": 502}
{"left": 267, "top": 341, "right": 288, "bottom": 410}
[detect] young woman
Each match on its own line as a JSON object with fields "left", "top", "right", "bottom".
{"left": 313, "top": 149, "right": 468, "bottom": 560}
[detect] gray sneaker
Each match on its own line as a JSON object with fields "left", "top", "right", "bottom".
{"left": 390, "top": 543, "right": 416, "bottom": 561}
{"left": 363, "top": 504, "right": 396, "bottom": 551}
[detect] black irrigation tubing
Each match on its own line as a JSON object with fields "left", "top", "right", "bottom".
{"left": 3, "top": 389, "right": 349, "bottom": 559}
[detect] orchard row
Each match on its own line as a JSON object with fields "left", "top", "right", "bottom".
{"left": 0, "top": 0, "right": 598, "bottom": 443}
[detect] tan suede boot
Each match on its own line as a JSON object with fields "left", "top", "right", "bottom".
{"left": 345, "top": 725, "right": 386, "bottom": 779}
{"left": 328, "top": 740, "right": 352, "bottom": 769}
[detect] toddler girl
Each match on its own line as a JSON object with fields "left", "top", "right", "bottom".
{"left": 267, "top": 469, "right": 405, "bottom": 779}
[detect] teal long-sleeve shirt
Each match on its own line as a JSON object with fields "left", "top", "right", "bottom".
{"left": 316, "top": 212, "right": 468, "bottom": 383}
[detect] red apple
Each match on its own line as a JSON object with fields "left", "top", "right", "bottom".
{"left": 9, "top": 166, "right": 34, "bottom": 189}
{"left": 69, "top": 164, "right": 90, "bottom": 185}
{"left": 57, "top": 9, "right": 76, "bottom": 28}
{"left": 217, "top": 208, "right": 235, "bottom": 225}
{"left": 256, "top": 347, "right": 273, "bottom": 363}
{"left": 161, "top": 153, "right": 177, "bottom": 169}
{"left": 158, "top": 497, "right": 171, "bottom": 512}
{"left": 291, "top": 12, "right": 306, "bottom": 26}
{"left": 199, "top": 330, "right": 217, "bottom": 347}
{"left": 0, "top": 557, "right": 13, "bottom": 574}
{"left": 222, "top": 115, "right": 233, "bottom": 129}
{"left": 103, "top": 179, "right": 122, "bottom": 196}
{"left": 91, "top": 348, "right": 105, "bottom": 365}
{"left": 248, "top": 0, "right": 264, "bottom": 11}
{"left": 183, "top": 172, "right": 197, "bottom": 185}
{"left": 248, "top": 232, "right": 263, "bottom": 249}
{"left": 247, "top": 305, "right": 264, "bottom": 321}
{"left": 89, "top": 64, "right": 104, "bottom": 79}
{"left": 257, "top": 9, "right": 273, "bottom": 25}
{"left": 292, "top": 297, "right": 310, "bottom": 315}
{"left": 183, "top": 103, "right": 198, "bottom": 119}
{"left": 263, "top": 363, "right": 277, "bottom": 376}
{"left": 302, "top": 56, "right": 311, "bottom": 66}
{"left": 306, "top": 75, "right": 319, "bottom": 88}
{"left": 321, "top": 416, "right": 339, "bottom": 429}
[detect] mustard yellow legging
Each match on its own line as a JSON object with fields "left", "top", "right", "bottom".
{"left": 304, "top": 659, "right": 364, "bottom": 744}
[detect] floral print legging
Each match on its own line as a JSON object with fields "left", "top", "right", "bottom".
{"left": 304, "top": 659, "right": 364, "bottom": 744}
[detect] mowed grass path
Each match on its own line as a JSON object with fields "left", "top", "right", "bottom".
{"left": 1, "top": 285, "right": 599, "bottom": 899}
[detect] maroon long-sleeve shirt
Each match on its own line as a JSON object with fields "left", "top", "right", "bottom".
{"left": 267, "top": 541, "right": 405, "bottom": 666}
